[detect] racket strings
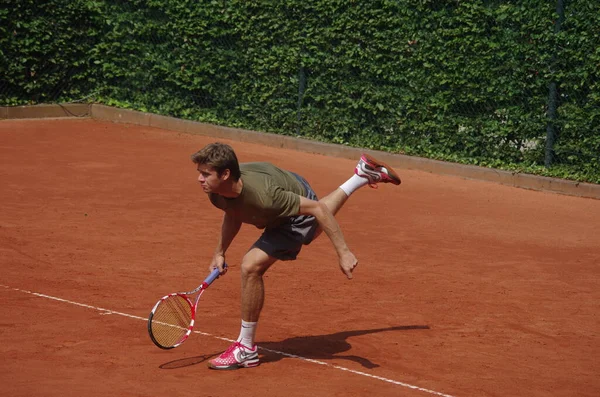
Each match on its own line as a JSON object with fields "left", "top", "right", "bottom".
{"left": 150, "top": 295, "right": 193, "bottom": 347}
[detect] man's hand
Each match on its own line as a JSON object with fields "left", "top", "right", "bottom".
{"left": 339, "top": 251, "right": 359, "bottom": 279}
{"left": 298, "top": 197, "right": 359, "bottom": 279}
{"left": 209, "top": 253, "right": 227, "bottom": 275}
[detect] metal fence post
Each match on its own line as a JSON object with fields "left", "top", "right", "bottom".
{"left": 296, "top": 60, "right": 307, "bottom": 137}
{"left": 545, "top": 0, "right": 566, "bottom": 167}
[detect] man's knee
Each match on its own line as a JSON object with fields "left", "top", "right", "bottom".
{"left": 241, "top": 249, "right": 276, "bottom": 277}
{"left": 240, "top": 261, "right": 265, "bottom": 277}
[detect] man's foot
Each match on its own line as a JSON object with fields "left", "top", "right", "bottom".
{"left": 355, "top": 153, "right": 401, "bottom": 187}
{"left": 208, "top": 341, "right": 260, "bottom": 370}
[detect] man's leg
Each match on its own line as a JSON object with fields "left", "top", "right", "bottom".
{"left": 208, "top": 247, "right": 276, "bottom": 370}
{"left": 240, "top": 247, "right": 277, "bottom": 323}
{"left": 312, "top": 153, "right": 402, "bottom": 239}
{"left": 319, "top": 188, "right": 350, "bottom": 215}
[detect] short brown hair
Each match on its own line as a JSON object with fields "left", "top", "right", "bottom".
{"left": 190, "top": 142, "right": 241, "bottom": 180}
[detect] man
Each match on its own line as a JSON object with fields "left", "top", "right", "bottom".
{"left": 191, "top": 142, "right": 401, "bottom": 370}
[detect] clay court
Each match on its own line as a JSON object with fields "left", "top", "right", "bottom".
{"left": 1, "top": 118, "right": 599, "bottom": 397}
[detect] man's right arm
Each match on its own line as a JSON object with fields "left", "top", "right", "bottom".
{"left": 210, "top": 210, "right": 242, "bottom": 273}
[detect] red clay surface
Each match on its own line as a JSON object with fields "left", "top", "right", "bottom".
{"left": 1, "top": 118, "right": 599, "bottom": 397}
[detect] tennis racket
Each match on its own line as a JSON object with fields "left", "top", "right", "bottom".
{"left": 147, "top": 264, "right": 227, "bottom": 349}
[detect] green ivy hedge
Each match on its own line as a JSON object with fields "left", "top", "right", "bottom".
{"left": 1, "top": 0, "right": 598, "bottom": 183}
{"left": 0, "top": 0, "right": 102, "bottom": 104}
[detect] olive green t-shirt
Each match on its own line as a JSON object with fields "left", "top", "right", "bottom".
{"left": 209, "top": 162, "right": 306, "bottom": 229}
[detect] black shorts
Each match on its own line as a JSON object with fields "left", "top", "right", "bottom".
{"left": 253, "top": 173, "right": 318, "bottom": 261}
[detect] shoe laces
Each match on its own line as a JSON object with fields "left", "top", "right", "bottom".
{"left": 357, "top": 160, "right": 380, "bottom": 189}
{"left": 220, "top": 341, "right": 242, "bottom": 357}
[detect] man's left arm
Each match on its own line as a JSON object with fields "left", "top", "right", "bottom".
{"left": 297, "top": 196, "right": 358, "bottom": 279}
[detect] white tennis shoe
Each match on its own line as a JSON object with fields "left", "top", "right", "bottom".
{"left": 208, "top": 341, "right": 259, "bottom": 370}
{"left": 355, "top": 153, "right": 401, "bottom": 187}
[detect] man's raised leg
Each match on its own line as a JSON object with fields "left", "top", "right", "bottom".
{"left": 313, "top": 153, "right": 402, "bottom": 238}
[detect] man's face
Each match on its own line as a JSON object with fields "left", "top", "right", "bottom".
{"left": 196, "top": 164, "right": 228, "bottom": 193}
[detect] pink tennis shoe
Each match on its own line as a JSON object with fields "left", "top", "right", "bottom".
{"left": 355, "top": 153, "right": 401, "bottom": 187}
{"left": 208, "top": 341, "right": 260, "bottom": 370}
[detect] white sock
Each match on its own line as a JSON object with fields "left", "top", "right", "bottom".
{"left": 237, "top": 320, "right": 257, "bottom": 348}
{"left": 339, "top": 174, "right": 368, "bottom": 196}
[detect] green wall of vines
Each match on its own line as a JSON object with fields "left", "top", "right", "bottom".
{"left": 1, "top": 0, "right": 598, "bottom": 183}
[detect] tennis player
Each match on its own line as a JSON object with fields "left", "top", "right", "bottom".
{"left": 191, "top": 142, "right": 401, "bottom": 369}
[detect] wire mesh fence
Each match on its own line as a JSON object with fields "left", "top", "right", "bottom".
{"left": 1, "top": 0, "right": 598, "bottom": 182}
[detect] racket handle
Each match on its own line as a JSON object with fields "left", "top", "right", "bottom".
{"left": 204, "top": 263, "right": 227, "bottom": 286}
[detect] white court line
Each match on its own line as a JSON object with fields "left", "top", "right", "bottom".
{"left": 1, "top": 284, "right": 456, "bottom": 397}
